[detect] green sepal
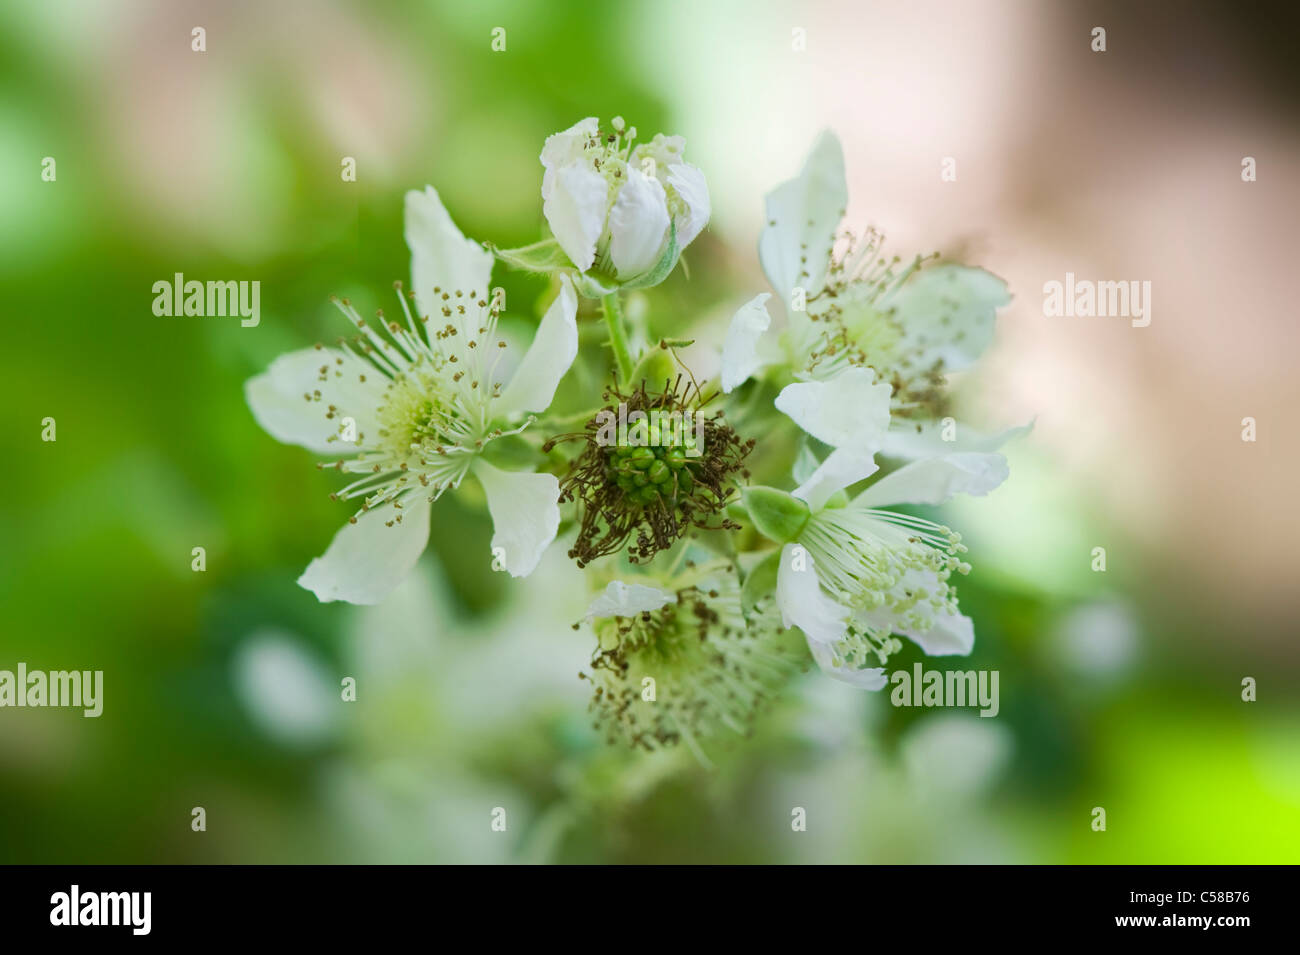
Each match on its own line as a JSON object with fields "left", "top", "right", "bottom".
{"left": 576, "top": 271, "right": 620, "bottom": 298}
{"left": 489, "top": 237, "right": 574, "bottom": 274}
{"left": 741, "top": 485, "right": 810, "bottom": 544}
{"left": 493, "top": 222, "right": 682, "bottom": 297}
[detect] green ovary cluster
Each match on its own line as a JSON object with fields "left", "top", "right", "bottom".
{"left": 605, "top": 438, "right": 696, "bottom": 508}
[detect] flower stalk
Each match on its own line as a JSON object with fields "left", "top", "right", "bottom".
{"left": 601, "top": 292, "right": 635, "bottom": 385}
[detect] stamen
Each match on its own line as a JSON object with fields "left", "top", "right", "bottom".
{"left": 309, "top": 282, "right": 526, "bottom": 526}
{"left": 799, "top": 228, "right": 948, "bottom": 417}
{"left": 800, "top": 500, "right": 966, "bottom": 645}
{"left": 581, "top": 569, "right": 805, "bottom": 756}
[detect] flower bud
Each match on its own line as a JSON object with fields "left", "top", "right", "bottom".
{"left": 539, "top": 117, "right": 710, "bottom": 292}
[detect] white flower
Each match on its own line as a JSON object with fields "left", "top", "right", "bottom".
{"left": 737, "top": 346, "right": 1018, "bottom": 687}
{"left": 246, "top": 185, "right": 578, "bottom": 604}
{"left": 540, "top": 117, "right": 710, "bottom": 291}
{"left": 581, "top": 568, "right": 805, "bottom": 756}
{"left": 720, "top": 131, "right": 1011, "bottom": 418}
{"left": 745, "top": 423, "right": 1009, "bottom": 689}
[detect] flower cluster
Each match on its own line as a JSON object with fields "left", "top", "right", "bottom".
{"left": 246, "top": 118, "right": 1027, "bottom": 754}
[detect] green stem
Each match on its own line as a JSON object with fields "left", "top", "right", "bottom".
{"left": 601, "top": 292, "right": 635, "bottom": 385}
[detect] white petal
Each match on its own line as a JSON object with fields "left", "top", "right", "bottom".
{"left": 405, "top": 185, "right": 495, "bottom": 323}
{"left": 246, "top": 346, "right": 386, "bottom": 455}
{"left": 775, "top": 543, "right": 849, "bottom": 645}
{"left": 885, "top": 265, "right": 1010, "bottom": 372}
{"left": 792, "top": 448, "right": 879, "bottom": 511}
{"left": 585, "top": 581, "right": 675, "bottom": 621}
{"left": 854, "top": 452, "right": 1009, "bottom": 508}
{"left": 473, "top": 460, "right": 560, "bottom": 578}
{"left": 666, "top": 162, "right": 710, "bottom": 249}
{"left": 757, "top": 130, "right": 846, "bottom": 303}
{"left": 494, "top": 276, "right": 579, "bottom": 417}
{"left": 297, "top": 494, "right": 432, "bottom": 605}
{"left": 543, "top": 163, "right": 608, "bottom": 273}
{"left": 902, "top": 611, "right": 975, "bottom": 657}
{"left": 720, "top": 293, "right": 773, "bottom": 393}
{"left": 792, "top": 442, "right": 821, "bottom": 486}
{"left": 774, "top": 367, "right": 891, "bottom": 450}
{"left": 879, "top": 418, "right": 1033, "bottom": 460}
{"left": 608, "top": 166, "right": 670, "bottom": 279}
{"left": 540, "top": 117, "right": 599, "bottom": 200}
{"left": 806, "top": 639, "right": 888, "bottom": 690}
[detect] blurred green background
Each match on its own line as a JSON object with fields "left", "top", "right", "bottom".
{"left": 1, "top": 0, "right": 1297, "bottom": 863}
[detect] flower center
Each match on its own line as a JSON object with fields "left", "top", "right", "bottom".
{"left": 318, "top": 284, "right": 522, "bottom": 525}
{"left": 545, "top": 378, "right": 753, "bottom": 567}
{"left": 604, "top": 427, "right": 698, "bottom": 508}
{"left": 804, "top": 229, "right": 949, "bottom": 418}
{"left": 582, "top": 574, "right": 804, "bottom": 756}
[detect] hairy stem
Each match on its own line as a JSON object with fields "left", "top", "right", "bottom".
{"left": 601, "top": 292, "right": 635, "bottom": 384}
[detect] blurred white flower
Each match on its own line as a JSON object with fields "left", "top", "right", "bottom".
{"left": 901, "top": 714, "right": 1012, "bottom": 799}
{"left": 768, "top": 709, "right": 1018, "bottom": 864}
{"left": 234, "top": 629, "right": 338, "bottom": 747}
{"left": 1052, "top": 600, "right": 1139, "bottom": 681}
